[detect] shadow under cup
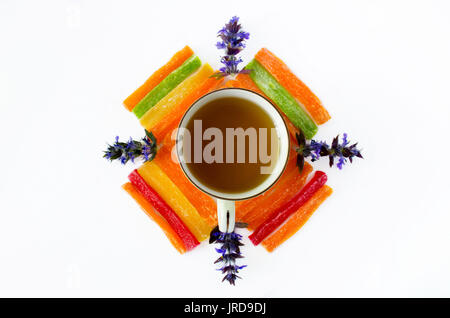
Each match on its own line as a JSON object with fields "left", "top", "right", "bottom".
{"left": 176, "top": 88, "right": 290, "bottom": 232}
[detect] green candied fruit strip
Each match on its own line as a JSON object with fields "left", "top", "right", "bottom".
{"left": 246, "top": 59, "right": 318, "bottom": 139}
{"left": 133, "top": 55, "right": 202, "bottom": 118}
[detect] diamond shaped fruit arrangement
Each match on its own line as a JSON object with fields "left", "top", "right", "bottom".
{"left": 104, "top": 17, "right": 362, "bottom": 285}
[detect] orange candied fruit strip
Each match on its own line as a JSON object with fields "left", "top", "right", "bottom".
{"left": 255, "top": 48, "right": 331, "bottom": 125}
{"left": 122, "top": 182, "right": 187, "bottom": 254}
{"left": 244, "top": 162, "right": 313, "bottom": 230}
{"left": 154, "top": 136, "right": 217, "bottom": 225}
{"left": 234, "top": 74, "right": 300, "bottom": 139}
{"left": 123, "top": 46, "right": 194, "bottom": 111}
{"left": 220, "top": 79, "right": 239, "bottom": 88}
{"left": 235, "top": 73, "right": 264, "bottom": 93}
{"left": 235, "top": 146, "right": 298, "bottom": 220}
{"left": 262, "top": 185, "right": 333, "bottom": 252}
{"left": 151, "top": 76, "right": 224, "bottom": 141}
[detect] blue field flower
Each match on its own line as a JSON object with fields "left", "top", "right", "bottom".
{"left": 212, "top": 16, "right": 250, "bottom": 78}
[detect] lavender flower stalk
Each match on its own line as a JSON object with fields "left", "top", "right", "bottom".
{"left": 104, "top": 130, "right": 157, "bottom": 165}
{"left": 295, "top": 130, "right": 363, "bottom": 173}
{"left": 209, "top": 223, "right": 247, "bottom": 285}
{"left": 212, "top": 16, "right": 250, "bottom": 78}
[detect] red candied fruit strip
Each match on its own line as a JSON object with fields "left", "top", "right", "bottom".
{"left": 248, "top": 171, "right": 328, "bottom": 246}
{"left": 128, "top": 169, "right": 200, "bottom": 250}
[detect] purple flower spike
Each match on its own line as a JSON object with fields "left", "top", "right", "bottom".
{"left": 295, "top": 131, "right": 363, "bottom": 173}
{"left": 216, "top": 41, "right": 226, "bottom": 49}
{"left": 209, "top": 223, "right": 247, "bottom": 285}
{"left": 103, "top": 130, "right": 157, "bottom": 165}
{"left": 213, "top": 16, "right": 250, "bottom": 78}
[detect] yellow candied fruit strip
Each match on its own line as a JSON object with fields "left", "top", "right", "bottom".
{"left": 139, "top": 63, "right": 214, "bottom": 131}
{"left": 137, "top": 161, "right": 211, "bottom": 241}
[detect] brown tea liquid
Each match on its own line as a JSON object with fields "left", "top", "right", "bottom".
{"left": 184, "top": 97, "right": 279, "bottom": 194}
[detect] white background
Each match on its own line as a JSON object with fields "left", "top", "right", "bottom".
{"left": 1, "top": 0, "right": 450, "bottom": 297}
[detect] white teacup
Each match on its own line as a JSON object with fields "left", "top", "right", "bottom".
{"left": 177, "top": 88, "right": 290, "bottom": 233}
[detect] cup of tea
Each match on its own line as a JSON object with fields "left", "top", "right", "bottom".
{"left": 176, "top": 88, "right": 290, "bottom": 233}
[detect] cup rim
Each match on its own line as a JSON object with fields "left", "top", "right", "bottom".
{"left": 176, "top": 87, "right": 290, "bottom": 201}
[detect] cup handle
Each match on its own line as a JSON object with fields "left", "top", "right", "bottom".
{"left": 217, "top": 199, "right": 235, "bottom": 233}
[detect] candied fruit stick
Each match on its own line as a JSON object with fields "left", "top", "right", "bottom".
{"left": 245, "top": 59, "right": 318, "bottom": 139}
{"left": 133, "top": 55, "right": 201, "bottom": 118}
{"left": 140, "top": 63, "right": 214, "bottom": 132}
{"left": 245, "top": 163, "right": 313, "bottom": 230}
{"left": 149, "top": 72, "right": 223, "bottom": 141}
{"left": 128, "top": 171, "right": 199, "bottom": 250}
{"left": 222, "top": 79, "right": 239, "bottom": 88}
{"left": 137, "top": 161, "right": 211, "bottom": 241}
{"left": 242, "top": 161, "right": 312, "bottom": 228}
{"left": 123, "top": 46, "right": 194, "bottom": 111}
{"left": 235, "top": 73, "right": 262, "bottom": 91}
{"left": 122, "top": 182, "right": 187, "bottom": 254}
{"left": 255, "top": 48, "right": 330, "bottom": 124}
{"left": 249, "top": 171, "right": 328, "bottom": 245}
{"left": 234, "top": 73, "right": 299, "bottom": 139}
{"left": 235, "top": 147, "right": 299, "bottom": 220}
{"left": 262, "top": 185, "right": 333, "bottom": 252}
{"left": 154, "top": 137, "right": 217, "bottom": 225}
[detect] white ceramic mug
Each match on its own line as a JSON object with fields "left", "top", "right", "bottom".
{"left": 176, "top": 88, "right": 290, "bottom": 233}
